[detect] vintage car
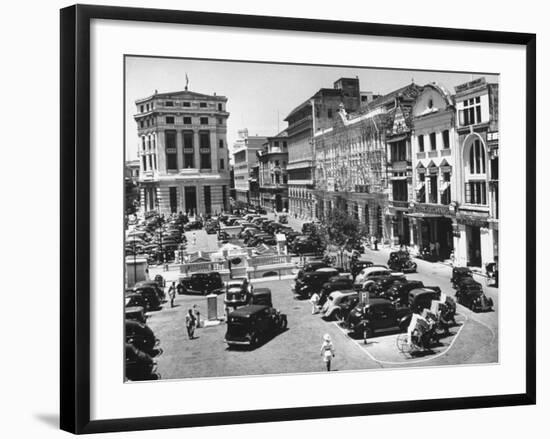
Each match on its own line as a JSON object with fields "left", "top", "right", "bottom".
{"left": 321, "top": 290, "right": 359, "bottom": 321}
{"left": 249, "top": 288, "right": 273, "bottom": 307}
{"left": 296, "top": 260, "right": 330, "bottom": 280}
{"left": 346, "top": 298, "right": 412, "bottom": 338}
{"left": 178, "top": 272, "right": 224, "bottom": 295}
{"left": 363, "top": 273, "right": 407, "bottom": 296}
{"left": 408, "top": 287, "right": 447, "bottom": 314}
{"left": 283, "top": 231, "right": 302, "bottom": 244}
{"left": 183, "top": 220, "right": 203, "bottom": 231}
{"left": 224, "top": 305, "right": 287, "bottom": 348}
{"left": 381, "top": 280, "right": 425, "bottom": 304}
{"left": 353, "top": 265, "right": 391, "bottom": 288}
{"left": 293, "top": 267, "right": 340, "bottom": 299}
{"left": 350, "top": 259, "right": 374, "bottom": 279}
{"left": 125, "top": 343, "right": 158, "bottom": 381}
{"left": 125, "top": 306, "right": 147, "bottom": 324}
{"left": 278, "top": 214, "right": 288, "bottom": 224}
{"left": 132, "top": 285, "right": 162, "bottom": 311}
{"left": 455, "top": 279, "right": 493, "bottom": 312}
{"left": 135, "top": 280, "right": 165, "bottom": 301}
{"left": 291, "top": 236, "right": 325, "bottom": 255}
{"left": 247, "top": 234, "right": 276, "bottom": 247}
{"left": 387, "top": 251, "right": 418, "bottom": 273}
{"left": 451, "top": 266, "right": 474, "bottom": 288}
{"left": 318, "top": 276, "right": 355, "bottom": 305}
{"left": 125, "top": 319, "right": 160, "bottom": 356}
{"left": 224, "top": 278, "right": 252, "bottom": 308}
{"left": 301, "top": 222, "right": 317, "bottom": 235}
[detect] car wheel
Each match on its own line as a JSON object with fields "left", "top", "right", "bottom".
{"left": 251, "top": 334, "right": 260, "bottom": 347}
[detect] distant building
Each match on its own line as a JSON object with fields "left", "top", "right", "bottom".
{"left": 232, "top": 129, "right": 267, "bottom": 205}
{"left": 134, "top": 87, "right": 230, "bottom": 216}
{"left": 453, "top": 77, "right": 499, "bottom": 267}
{"left": 125, "top": 159, "right": 140, "bottom": 214}
{"left": 258, "top": 130, "right": 289, "bottom": 212}
{"left": 285, "top": 77, "right": 363, "bottom": 219}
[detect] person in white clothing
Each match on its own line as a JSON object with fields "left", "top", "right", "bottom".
{"left": 320, "top": 334, "right": 335, "bottom": 371}
{"left": 309, "top": 292, "right": 320, "bottom": 314}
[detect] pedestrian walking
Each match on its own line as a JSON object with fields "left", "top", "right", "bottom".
{"left": 193, "top": 304, "right": 201, "bottom": 328}
{"left": 168, "top": 281, "right": 176, "bottom": 308}
{"left": 309, "top": 292, "right": 320, "bottom": 314}
{"left": 320, "top": 334, "right": 335, "bottom": 371}
{"left": 185, "top": 308, "right": 197, "bottom": 339}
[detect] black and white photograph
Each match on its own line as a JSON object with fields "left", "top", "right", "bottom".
{"left": 124, "top": 57, "right": 500, "bottom": 381}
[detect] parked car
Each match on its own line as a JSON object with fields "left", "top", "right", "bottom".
{"left": 319, "top": 276, "right": 355, "bottom": 305}
{"left": 125, "top": 319, "right": 159, "bottom": 356}
{"left": 249, "top": 288, "right": 273, "bottom": 307}
{"left": 451, "top": 267, "right": 474, "bottom": 288}
{"left": 408, "top": 287, "right": 446, "bottom": 313}
{"left": 247, "top": 234, "right": 275, "bottom": 247}
{"left": 135, "top": 280, "right": 165, "bottom": 301}
{"left": 125, "top": 343, "right": 158, "bottom": 381}
{"left": 365, "top": 273, "right": 407, "bottom": 296}
{"left": 178, "top": 272, "right": 224, "bottom": 295}
{"left": 224, "top": 278, "right": 252, "bottom": 308}
{"left": 184, "top": 220, "right": 203, "bottom": 231}
{"left": 455, "top": 279, "right": 493, "bottom": 312}
{"left": 132, "top": 285, "right": 162, "bottom": 311}
{"left": 350, "top": 259, "right": 374, "bottom": 279}
{"left": 381, "top": 280, "right": 425, "bottom": 305}
{"left": 353, "top": 266, "right": 392, "bottom": 289}
{"left": 387, "top": 251, "right": 418, "bottom": 273}
{"left": 321, "top": 290, "right": 359, "bottom": 321}
{"left": 283, "top": 231, "right": 302, "bottom": 244}
{"left": 296, "top": 260, "right": 329, "bottom": 280}
{"left": 346, "top": 298, "right": 412, "bottom": 338}
{"left": 291, "top": 236, "right": 325, "bottom": 255}
{"left": 125, "top": 306, "right": 147, "bottom": 324}
{"left": 293, "top": 267, "right": 340, "bottom": 299}
{"left": 301, "top": 222, "right": 317, "bottom": 234}
{"left": 224, "top": 305, "right": 287, "bottom": 348}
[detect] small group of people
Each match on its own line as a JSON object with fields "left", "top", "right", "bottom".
{"left": 166, "top": 281, "right": 201, "bottom": 340}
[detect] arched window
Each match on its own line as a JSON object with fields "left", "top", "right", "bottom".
{"left": 465, "top": 138, "right": 487, "bottom": 205}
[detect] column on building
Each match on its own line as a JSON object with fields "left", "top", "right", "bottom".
{"left": 157, "top": 130, "right": 167, "bottom": 173}
{"left": 193, "top": 131, "right": 200, "bottom": 169}
{"left": 210, "top": 130, "right": 219, "bottom": 172}
{"left": 176, "top": 130, "right": 184, "bottom": 170}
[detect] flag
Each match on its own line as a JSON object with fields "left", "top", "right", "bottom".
{"left": 185, "top": 73, "right": 189, "bottom": 90}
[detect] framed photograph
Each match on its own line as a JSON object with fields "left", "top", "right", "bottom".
{"left": 60, "top": 4, "right": 536, "bottom": 434}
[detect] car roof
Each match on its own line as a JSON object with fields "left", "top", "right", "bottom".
{"left": 316, "top": 267, "right": 338, "bottom": 273}
{"left": 228, "top": 304, "right": 269, "bottom": 317}
{"left": 366, "top": 298, "right": 393, "bottom": 307}
{"left": 409, "top": 288, "right": 438, "bottom": 296}
{"left": 253, "top": 287, "right": 271, "bottom": 294}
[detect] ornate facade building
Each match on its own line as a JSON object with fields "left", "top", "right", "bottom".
{"left": 453, "top": 77, "right": 499, "bottom": 267}
{"left": 409, "top": 83, "right": 458, "bottom": 259}
{"left": 134, "top": 88, "right": 231, "bottom": 216}
{"left": 258, "top": 130, "right": 289, "bottom": 212}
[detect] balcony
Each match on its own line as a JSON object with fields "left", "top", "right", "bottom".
{"left": 387, "top": 160, "right": 411, "bottom": 171}
{"left": 391, "top": 200, "right": 410, "bottom": 209}
{"left": 427, "top": 150, "right": 438, "bottom": 158}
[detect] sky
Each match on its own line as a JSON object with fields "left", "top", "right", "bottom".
{"left": 125, "top": 56, "right": 498, "bottom": 160}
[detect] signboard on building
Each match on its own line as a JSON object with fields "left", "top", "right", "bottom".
{"left": 412, "top": 203, "right": 453, "bottom": 217}
{"left": 456, "top": 212, "right": 489, "bottom": 228}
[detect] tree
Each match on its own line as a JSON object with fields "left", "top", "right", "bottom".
{"left": 317, "top": 208, "right": 367, "bottom": 249}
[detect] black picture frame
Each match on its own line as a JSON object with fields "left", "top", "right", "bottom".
{"left": 60, "top": 4, "right": 536, "bottom": 434}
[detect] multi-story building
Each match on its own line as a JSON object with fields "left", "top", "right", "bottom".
{"left": 285, "top": 78, "right": 363, "bottom": 219}
{"left": 453, "top": 77, "right": 499, "bottom": 267}
{"left": 232, "top": 129, "right": 267, "bottom": 205}
{"left": 409, "top": 83, "right": 457, "bottom": 259}
{"left": 312, "top": 83, "right": 420, "bottom": 241}
{"left": 134, "top": 88, "right": 230, "bottom": 216}
{"left": 125, "top": 159, "right": 140, "bottom": 214}
{"left": 258, "top": 130, "right": 289, "bottom": 212}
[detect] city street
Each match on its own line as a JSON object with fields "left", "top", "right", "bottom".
{"left": 146, "top": 227, "right": 498, "bottom": 380}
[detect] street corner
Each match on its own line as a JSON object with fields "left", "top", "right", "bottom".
{"left": 332, "top": 313, "right": 469, "bottom": 366}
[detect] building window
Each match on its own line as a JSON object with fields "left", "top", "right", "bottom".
{"left": 417, "top": 173, "right": 426, "bottom": 203}
{"left": 328, "top": 108, "right": 333, "bottom": 118}
{"left": 218, "top": 103, "right": 223, "bottom": 111}
{"left": 465, "top": 181, "right": 487, "bottom": 205}
{"left": 442, "top": 130, "right": 450, "bottom": 149}
{"left": 200, "top": 117, "right": 209, "bottom": 125}
{"left": 430, "top": 132, "right": 437, "bottom": 150}
{"left": 200, "top": 153, "right": 211, "bottom": 169}
{"left": 283, "top": 141, "right": 287, "bottom": 148}
{"left": 220, "top": 158, "right": 225, "bottom": 170}
{"left": 392, "top": 179, "right": 408, "bottom": 202}
{"left": 275, "top": 160, "right": 279, "bottom": 166}
{"left": 146, "top": 104, "right": 150, "bottom": 111}
{"left": 218, "top": 118, "right": 223, "bottom": 125}
{"left": 183, "top": 116, "right": 192, "bottom": 124}
{"left": 165, "top": 130, "right": 178, "bottom": 170}
{"left": 142, "top": 155, "right": 147, "bottom": 171}
{"left": 152, "top": 154, "right": 157, "bottom": 170}
{"left": 200, "top": 102, "right": 207, "bottom": 108}
{"left": 140, "top": 105, "right": 144, "bottom": 112}
{"left": 139, "top": 120, "right": 144, "bottom": 128}
{"left": 469, "top": 139, "right": 486, "bottom": 174}
{"left": 429, "top": 175, "right": 438, "bottom": 203}
{"left": 441, "top": 171, "right": 451, "bottom": 205}
{"left": 166, "top": 116, "right": 174, "bottom": 124}
{"left": 274, "top": 141, "right": 279, "bottom": 147}
{"left": 169, "top": 187, "right": 177, "bottom": 213}
{"left": 283, "top": 174, "right": 288, "bottom": 184}
{"left": 183, "top": 102, "right": 190, "bottom": 107}
{"left": 219, "top": 139, "right": 224, "bottom": 149}
{"left": 141, "top": 137, "right": 146, "bottom": 151}
{"left": 199, "top": 131, "right": 211, "bottom": 149}
{"left": 165, "top": 101, "right": 174, "bottom": 107}
{"left": 204, "top": 186, "right": 211, "bottom": 214}
{"left": 418, "top": 135, "right": 424, "bottom": 152}
{"left": 459, "top": 96, "right": 482, "bottom": 126}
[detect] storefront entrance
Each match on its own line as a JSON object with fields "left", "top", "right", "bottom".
{"left": 466, "top": 225, "right": 482, "bottom": 267}
{"left": 184, "top": 186, "right": 197, "bottom": 215}
{"left": 420, "top": 217, "right": 454, "bottom": 260}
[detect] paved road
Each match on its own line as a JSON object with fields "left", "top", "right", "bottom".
{"left": 143, "top": 216, "right": 498, "bottom": 380}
